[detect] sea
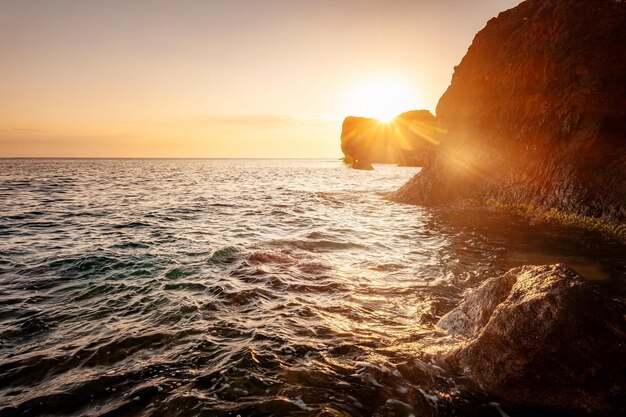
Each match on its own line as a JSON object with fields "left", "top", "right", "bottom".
{"left": 1, "top": 158, "right": 624, "bottom": 417}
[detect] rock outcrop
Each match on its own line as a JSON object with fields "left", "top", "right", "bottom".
{"left": 350, "top": 159, "right": 373, "bottom": 171}
{"left": 391, "top": 0, "right": 626, "bottom": 229}
{"left": 438, "top": 264, "right": 626, "bottom": 415}
{"left": 341, "top": 110, "right": 437, "bottom": 167}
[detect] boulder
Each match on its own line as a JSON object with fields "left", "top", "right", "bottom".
{"left": 438, "top": 264, "right": 626, "bottom": 415}
{"left": 391, "top": 0, "right": 626, "bottom": 227}
{"left": 341, "top": 110, "right": 437, "bottom": 167}
{"left": 350, "top": 160, "right": 373, "bottom": 171}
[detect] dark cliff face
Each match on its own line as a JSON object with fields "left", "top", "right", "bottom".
{"left": 392, "top": 0, "right": 626, "bottom": 223}
{"left": 341, "top": 110, "right": 437, "bottom": 167}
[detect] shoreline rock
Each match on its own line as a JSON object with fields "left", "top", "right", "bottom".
{"left": 438, "top": 264, "right": 626, "bottom": 415}
{"left": 390, "top": 0, "right": 626, "bottom": 236}
{"left": 350, "top": 160, "right": 374, "bottom": 171}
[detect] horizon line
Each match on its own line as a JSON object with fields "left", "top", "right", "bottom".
{"left": 0, "top": 157, "right": 343, "bottom": 160}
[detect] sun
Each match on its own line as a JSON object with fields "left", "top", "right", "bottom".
{"left": 344, "top": 75, "right": 421, "bottom": 122}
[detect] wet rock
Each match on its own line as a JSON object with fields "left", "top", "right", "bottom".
{"left": 341, "top": 110, "right": 437, "bottom": 167}
{"left": 391, "top": 0, "right": 626, "bottom": 226}
{"left": 350, "top": 160, "right": 374, "bottom": 171}
{"left": 438, "top": 264, "right": 626, "bottom": 415}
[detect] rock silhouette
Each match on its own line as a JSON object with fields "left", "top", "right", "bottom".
{"left": 391, "top": 0, "right": 626, "bottom": 232}
{"left": 438, "top": 264, "right": 626, "bottom": 415}
{"left": 341, "top": 110, "right": 437, "bottom": 168}
{"left": 350, "top": 159, "right": 374, "bottom": 171}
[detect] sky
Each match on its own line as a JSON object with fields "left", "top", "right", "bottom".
{"left": 0, "top": 0, "right": 521, "bottom": 158}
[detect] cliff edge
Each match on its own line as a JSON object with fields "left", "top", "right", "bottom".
{"left": 391, "top": 0, "right": 626, "bottom": 233}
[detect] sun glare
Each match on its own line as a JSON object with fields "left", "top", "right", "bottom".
{"left": 344, "top": 75, "right": 421, "bottom": 122}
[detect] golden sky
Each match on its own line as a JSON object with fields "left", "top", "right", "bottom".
{"left": 0, "top": 0, "right": 520, "bottom": 158}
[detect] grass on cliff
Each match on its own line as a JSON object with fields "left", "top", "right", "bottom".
{"left": 487, "top": 201, "right": 626, "bottom": 242}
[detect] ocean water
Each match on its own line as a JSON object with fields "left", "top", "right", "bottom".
{"left": 0, "top": 159, "right": 624, "bottom": 417}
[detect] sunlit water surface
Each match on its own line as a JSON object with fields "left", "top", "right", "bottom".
{"left": 1, "top": 159, "right": 624, "bottom": 417}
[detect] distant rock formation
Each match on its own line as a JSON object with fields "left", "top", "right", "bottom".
{"left": 438, "top": 264, "right": 626, "bottom": 415}
{"left": 391, "top": 0, "right": 626, "bottom": 233}
{"left": 341, "top": 110, "right": 437, "bottom": 168}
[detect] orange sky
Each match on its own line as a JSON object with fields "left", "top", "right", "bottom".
{"left": 0, "top": 0, "right": 520, "bottom": 158}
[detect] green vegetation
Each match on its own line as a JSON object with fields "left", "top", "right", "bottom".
{"left": 341, "top": 155, "right": 354, "bottom": 164}
{"left": 486, "top": 201, "right": 626, "bottom": 242}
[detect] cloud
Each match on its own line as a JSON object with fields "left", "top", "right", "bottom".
{"left": 0, "top": 129, "right": 132, "bottom": 147}
{"left": 190, "top": 113, "right": 341, "bottom": 129}
{"left": 0, "top": 128, "right": 50, "bottom": 135}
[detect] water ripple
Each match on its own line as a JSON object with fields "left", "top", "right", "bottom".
{"left": 0, "top": 159, "right": 624, "bottom": 416}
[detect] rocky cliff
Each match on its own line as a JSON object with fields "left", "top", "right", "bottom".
{"left": 341, "top": 110, "right": 437, "bottom": 167}
{"left": 391, "top": 0, "right": 626, "bottom": 234}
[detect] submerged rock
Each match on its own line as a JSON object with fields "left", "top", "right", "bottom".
{"left": 391, "top": 0, "right": 626, "bottom": 229}
{"left": 341, "top": 110, "right": 437, "bottom": 167}
{"left": 438, "top": 264, "right": 626, "bottom": 415}
{"left": 350, "top": 160, "right": 374, "bottom": 171}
